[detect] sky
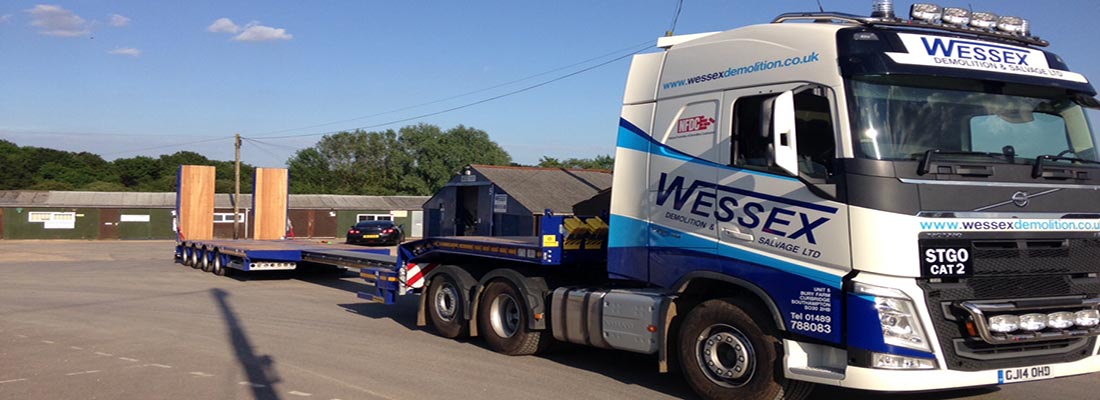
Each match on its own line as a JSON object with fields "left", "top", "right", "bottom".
{"left": 2, "top": 1, "right": 1100, "bottom": 168}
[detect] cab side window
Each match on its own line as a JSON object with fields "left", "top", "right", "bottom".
{"left": 794, "top": 90, "right": 836, "bottom": 180}
{"left": 731, "top": 93, "right": 780, "bottom": 171}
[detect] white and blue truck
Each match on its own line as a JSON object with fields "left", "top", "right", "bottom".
{"left": 357, "top": 1, "right": 1100, "bottom": 398}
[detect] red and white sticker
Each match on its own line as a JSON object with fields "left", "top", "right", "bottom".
{"left": 405, "top": 263, "right": 438, "bottom": 289}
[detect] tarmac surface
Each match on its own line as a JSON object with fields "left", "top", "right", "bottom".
{"left": 0, "top": 240, "right": 1095, "bottom": 400}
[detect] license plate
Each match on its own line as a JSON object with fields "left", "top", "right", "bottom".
{"left": 363, "top": 234, "right": 379, "bottom": 239}
{"left": 919, "top": 241, "right": 973, "bottom": 278}
{"left": 998, "top": 365, "right": 1053, "bottom": 384}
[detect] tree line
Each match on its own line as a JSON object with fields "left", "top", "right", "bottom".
{"left": 0, "top": 123, "right": 612, "bottom": 195}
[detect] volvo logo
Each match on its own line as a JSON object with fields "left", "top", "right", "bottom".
{"left": 1011, "top": 191, "right": 1030, "bottom": 207}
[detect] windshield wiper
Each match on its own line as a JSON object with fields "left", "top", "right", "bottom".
{"left": 1031, "top": 154, "right": 1100, "bottom": 179}
{"left": 917, "top": 149, "right": 1007, "bottom": 176}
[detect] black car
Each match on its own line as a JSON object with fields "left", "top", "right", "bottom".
{"left": 346, "top": 221, "right": 404, "bottom": 246}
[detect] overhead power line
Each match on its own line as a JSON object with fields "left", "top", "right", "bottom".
{"left": 99, "top": 136, "right": 235, "bottom": 157}
{"left": 255, "top": 42, "right": 653, "bottom": 140}
{"left": 246, "top": 40, "right": 654, "bottom": 138}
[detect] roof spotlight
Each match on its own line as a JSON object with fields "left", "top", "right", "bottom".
{"left": 970, "top": 12, "right": 999, "bottom": 30}
{"left": 942, "top": 7, "right": 970, "bottom": 26}
{"left": 910, "top": 4, "right": 942, "bottom": 23}
{"left": 997, "top": 16, "right": 1030, "bottom": 35}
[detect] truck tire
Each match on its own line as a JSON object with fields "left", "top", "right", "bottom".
{"left": 189, "top": 245, "right": 201, "bottom": 269}
{"left": 478, "top": 281, "right": 548, "bottom": 356}
{"left": 200, "top": 247, "right": 213, "bottom": 272}
{"left": 212, "top": 250, "right": 226, "bottom": 276}
{"left": 181, "top": 245, "right": 193, "bottom": 267}
{"left": 427, "top": 274, "right": 468, "bottom": 338}
{"left": 678, "top": 298, "right": 814, "bottom": 400}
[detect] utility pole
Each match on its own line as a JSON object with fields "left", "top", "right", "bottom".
{"left": 233, "top": 133, "right": 241, "bottom": 240}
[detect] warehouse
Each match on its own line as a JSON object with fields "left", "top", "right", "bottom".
{"left": 0, "top": 191, "right": 427, "bottom": 240}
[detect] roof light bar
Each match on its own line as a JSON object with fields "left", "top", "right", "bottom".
{"left": 910, "top": 3, "right": 943, "bottom": 23}
{"left": 969, "top": 11, "right": 999, "bottom": 30}
{"left": 942, "top": 7, "right": 970, "bottom": 26}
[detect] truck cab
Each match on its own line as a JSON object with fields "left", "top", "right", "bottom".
{"left": 610, "top": 2, "right": 1100, "bottom": 396}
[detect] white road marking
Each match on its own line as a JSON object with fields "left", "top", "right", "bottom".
{"left": 288, "top": 391, "right": 313, "bottom": 397}
{"left": 94, "top": 352, "right": 114, "bottom": 357}
{"left": 70, "top": 346, "right": 84, "bottom": 350}
{"left": 41, "top": 340, "right": 55, "bottom": 344}
{"left": 189, "top": 372, "right": 214, "bottom": 377}
{"left": 65, "top": 370, "right": 101, "bottom": 376}
{"left": 149, "top": 364, "right": 172, "bottom": 369}
{"left": 0, "top": 379, "right": 29, "bottom": 384}
{"left": 239, "top": 382, "right": 267, "bottom": 388}
{"left": 119, "top": 357, "right": 139, "bottom": 362}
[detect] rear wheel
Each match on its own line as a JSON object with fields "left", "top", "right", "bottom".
{"left": 678, "top": 298, "right": 814, "bottom": 400}
{"left": 212, "top": 250, "right": 226, "bottom": 276}
{"left": 188, "top": 245, "right": 201, "bottom": 269}
{"left": 427, "top": 275, "right": 467, "bottom": 338}
{"left": 181, "top": 246, "right": 193, "bottom": 267}
{"left": 478, "top": 281, "right": 547, "bottom": 355}
{"left": 200, "top": 247, "right": 213, "bottom": 272}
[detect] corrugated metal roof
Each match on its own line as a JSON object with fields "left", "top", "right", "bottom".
{"left": 0, "top": 191, "right": 427, "bottom": 210}
{"left": 469, "top": 165, "right": 613, "bottom": 214}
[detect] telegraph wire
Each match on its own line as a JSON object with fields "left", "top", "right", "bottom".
{"left": 254, "top": 42, "right": 653, "bottom": 140}
{"left": 666, "top": 0, "right": 685, "bottom": 36}
{"left": 99, "top": 136, "right": 236, "bottom": 157}
{"left": 246, "top": 39, "right": 653, "bottom": 138}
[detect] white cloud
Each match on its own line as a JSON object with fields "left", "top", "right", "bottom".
{"left": 233, "top": 23, "right": 293, "bottom": 41}
{"left": 207, "top": 17, "right": 240, "bottom": 34}
{"left": 0, "top": 14, "right": 12, "bottom": 24}
{"left": 26, "top": 4, "right": 89, "bottom": 37}
{"left": 109, "top": 14, "right": 130, "bottom": 27}
{"left": 109, "top": 47, "right": 141, "bottom": 57}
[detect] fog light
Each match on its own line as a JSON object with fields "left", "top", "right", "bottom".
{"left": 988, "top": 315, "right": 1019, "bottom": 333}
{"left": 942, "top": 7, "right": 970, "bottom": 26}
{"left": 872, "top": 352, "right": 936, "bottom": 370}
{"left": 1048, "top": 312, "right": 1075, "bottom": 329}
{"left": 1076, "top": 310, "right": 1100, "bottom": 327}
{"left": 1019, "top": 313, "right": 1048, "bottom": 331}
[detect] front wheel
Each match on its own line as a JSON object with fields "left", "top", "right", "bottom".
{"left": 678, "top": 299, "right": 814, "bottom": 400}
{"left": 477, "top": 281, "right": 548, "bottom": 355}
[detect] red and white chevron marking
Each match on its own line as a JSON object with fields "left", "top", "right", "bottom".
{"left": 405, "top": 263, "right": 438, "bottom": 289}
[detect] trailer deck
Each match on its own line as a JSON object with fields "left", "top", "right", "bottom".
{"left": 176, "top": 239, "right": 395, "bottom": 273}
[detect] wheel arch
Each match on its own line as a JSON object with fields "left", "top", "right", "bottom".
{"left": 417, "top": 265, "right": 478, "bottom": 329}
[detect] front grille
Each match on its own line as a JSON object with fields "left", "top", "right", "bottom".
{"left": 918, "top": 236, "right": 1100, "bottom": 371}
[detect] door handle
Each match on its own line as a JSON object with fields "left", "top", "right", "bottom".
{"left": 722, "top": 227, "right": 754, "bottom": 242}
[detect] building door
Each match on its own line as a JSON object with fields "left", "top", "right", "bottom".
{"left": 99, "top": 209, "right": 120, "bottom": 240}
{"left": 410, "top": 210, "right": 424, "bottom": 238}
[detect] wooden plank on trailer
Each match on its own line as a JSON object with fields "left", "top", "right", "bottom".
{"left": 177, "top": 165, "right": 216, "bottom": 240}
{"left": 253, "top": 168, "right": 289, "bottom": 240}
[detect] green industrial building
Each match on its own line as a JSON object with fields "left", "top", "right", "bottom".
{"left": 0, "top": 191, "right": 427, "bottom": 240}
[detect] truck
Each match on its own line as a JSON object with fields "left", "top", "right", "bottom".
{"left": 179, "top": 1, "right": 1100, "bottom": 398}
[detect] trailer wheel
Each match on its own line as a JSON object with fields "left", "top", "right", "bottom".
{"left": 427, "top": 275, "right": 468, "bottom": 338}
{"left": 200, "top": 247, "right": 213, "bottom": 272}
{"left": 212, "top": 250, "right": 226, "bottom": 276}
{"left": 181, "top": 245, "right": 193, "bottom": 267}
{"left": 678, "top": 298, "right": 814, "bottom": 400}
{"left": 478, "top": 281, "right": 547, "bottom": 355}
{"left": 189, "top": 245, "right": 201, "bottom": 269}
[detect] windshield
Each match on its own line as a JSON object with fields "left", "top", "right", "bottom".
{"left": 849, "top": 76, "right": 1099, "bottom": 163}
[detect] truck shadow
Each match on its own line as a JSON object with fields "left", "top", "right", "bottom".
{"left": 337, "top": 295, "right": 421, "bottom": 331}
{"left": 809, "top": 385, "right": 1000, "bottom": 400}
{"left": 535, "top": 343, "right": 698, "bottom": 399}
{"left": 211, "top": 288, "right": 282, "bottom": 400}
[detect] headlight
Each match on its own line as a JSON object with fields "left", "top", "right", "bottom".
{"left": 910, "top": 3, "right": 942, "bottom": 23}
{"left": 854, "top": 282, "right": 932, "bottom": 352}
{"left": 969, "top": 12, "right": 999, "bottom": 30}
{"left": 997, "top": 16, "right": 1030, "bottom": 35}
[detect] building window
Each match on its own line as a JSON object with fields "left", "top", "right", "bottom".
{"left": 357, "top": 214, "right": 393, "bottom": 222}
{"left": 213, "top": 213, "right": 246, "bottom": 223}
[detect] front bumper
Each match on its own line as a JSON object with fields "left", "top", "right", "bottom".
{"left": 838, "top": 354, "right": 1100, "bottom": 391}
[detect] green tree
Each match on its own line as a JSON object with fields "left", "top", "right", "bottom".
{"left": 287, "top": 123, "right": 512, "bottom": 195}
{"left": 537, "top": 155, "right": 614, "bottom": 170}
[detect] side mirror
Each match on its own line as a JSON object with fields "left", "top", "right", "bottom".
{"left": 771, "top": 90, "right": 799, "bottom": 176}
